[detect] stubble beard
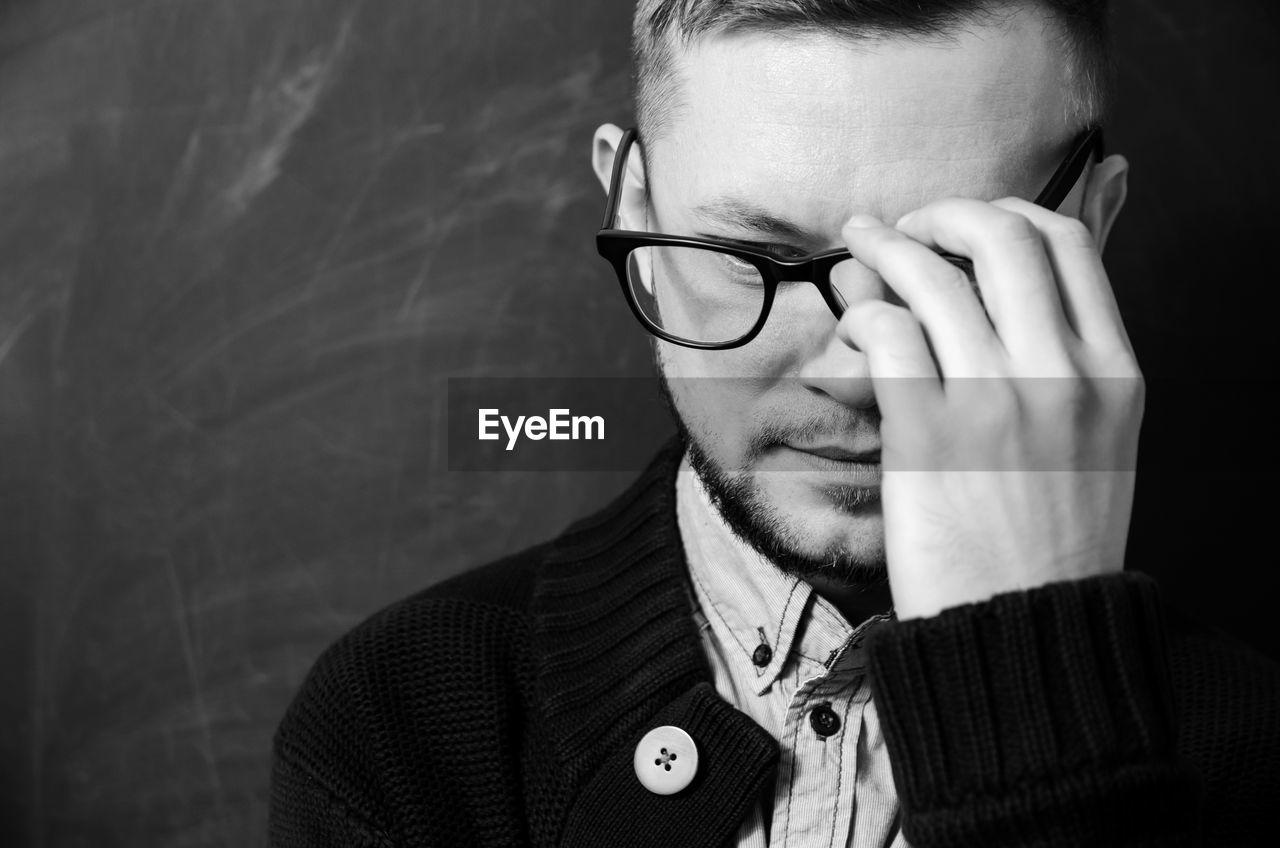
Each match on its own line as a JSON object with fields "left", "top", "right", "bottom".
{"left": 657, "top": 373, "right": 890, "bottom": 590}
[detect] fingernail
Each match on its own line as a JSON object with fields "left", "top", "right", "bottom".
{"left": 844, "top": 214, "right": 882, "bottom": 229}
{"left": 895, "top": 211, "right": 916, "bottom": 228}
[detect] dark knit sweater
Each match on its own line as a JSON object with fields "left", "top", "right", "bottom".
{"left": 270, "top": 441, "right": 1280, "bottom": 847}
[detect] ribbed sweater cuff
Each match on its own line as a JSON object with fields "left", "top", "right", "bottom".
{"left": 866, "top": 572, "right": 1202, "bottom": 843}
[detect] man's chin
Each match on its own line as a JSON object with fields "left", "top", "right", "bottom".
{"left": 758, "top": 462, "right": 884, "bottom": 517}
{"left": 686, "top": 441, "right": 888, "bottom": 587}
{"left": 752, "top": 469, "right": 886, "bottom": 558}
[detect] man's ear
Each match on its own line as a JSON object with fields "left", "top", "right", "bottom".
{"left": 592, "top": 123, "right": 649, "bottom": 231}
{"left": 1080, "top": 153, "right": 1129, "bottom": 254}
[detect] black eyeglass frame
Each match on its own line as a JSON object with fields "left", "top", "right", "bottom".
{"left": 596, "top": 125, "right": 1105, "bottom": 350}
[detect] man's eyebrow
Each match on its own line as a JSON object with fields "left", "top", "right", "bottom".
{"left": 690, "top": 198, "right": 814, "bottom": 245}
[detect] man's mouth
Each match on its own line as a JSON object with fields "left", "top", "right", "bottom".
{"left": 788, "top": 444, "right": 881, "bottom": 463}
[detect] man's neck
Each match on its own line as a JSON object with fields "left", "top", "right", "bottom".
{"left": 803, "top": 573, "right": 894, "bottom": 631}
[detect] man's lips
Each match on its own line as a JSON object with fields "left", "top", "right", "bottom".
{"left": 787, "top": 444, "right": 881, "bottom": 463}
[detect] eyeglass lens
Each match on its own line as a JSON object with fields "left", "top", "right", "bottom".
{"left": 626, "top": 244, "right": 767, "bottom": 345}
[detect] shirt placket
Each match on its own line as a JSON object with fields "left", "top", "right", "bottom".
{"left": 770, "top": 641, "right": 872, "bottom": 848}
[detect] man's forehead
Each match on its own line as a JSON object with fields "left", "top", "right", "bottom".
{"left": 648, "top": 9, "right": 1074, "bottom": 224}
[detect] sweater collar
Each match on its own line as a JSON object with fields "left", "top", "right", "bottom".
{"left": 530, "top": 438, "right": 779, "bottom": 847}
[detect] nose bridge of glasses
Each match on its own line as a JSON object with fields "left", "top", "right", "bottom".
{"left": 788, "top": 252, "right": 855, "bottom": 320}
{"left": 808, "top": 251, "right": 922, "bottom": 319}
{"left": 746, "top": 252, "right": 842, "bottom": 322}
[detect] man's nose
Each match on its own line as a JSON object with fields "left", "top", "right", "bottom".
{"left": 794, "top": 258, "right": 884, "bottom": 409}
{"left": 797, "top": 324, "right": 877, "bottom": 408}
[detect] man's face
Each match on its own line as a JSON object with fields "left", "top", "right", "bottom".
{"left": 613, "top": 9, "right": 1084, "bottom": 583}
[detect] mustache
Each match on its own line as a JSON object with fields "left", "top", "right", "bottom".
{"left": 745, "top": 405, "right": 880, "bottom": 459}
{"left": 655, "top": 372, "right": 881, "bottom": 461}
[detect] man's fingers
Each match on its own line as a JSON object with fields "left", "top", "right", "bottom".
{"left": 990, "top": 197, "right": 1135, "bottom": 357}
{"left": 838, "top": 299, "right": 943, "bottom": 440}
{"left": 840, "top": 215, "right": 1004, "bottom": 377}
{"left": 894, "top": 199, "right": 1075, "bottom": 370}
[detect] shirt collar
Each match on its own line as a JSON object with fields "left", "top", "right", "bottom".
{"left": 677, "top": 455, "right": 895, "bottom": 696}
{"left": 677, "top": 458, "right": 805, "bottom": 694}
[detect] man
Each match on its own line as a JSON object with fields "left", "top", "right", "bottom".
{"left": 270, "top": 1, "right": 1280, "bottom": 846}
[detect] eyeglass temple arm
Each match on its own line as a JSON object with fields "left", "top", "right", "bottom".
{"left": 601, "top": 128, "right": 640, "bottom": 229}
{"left": 1032, "top": 126, "right": 1105, "bottom": 210}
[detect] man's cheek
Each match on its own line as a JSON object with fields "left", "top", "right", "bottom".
{"left": 660, "top": 345, "right": 779, "bottom": 465}
{"left": 675, "top": 390, "right": 759, "bottom": 468}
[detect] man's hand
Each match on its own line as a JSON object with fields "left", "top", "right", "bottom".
{"left": 834, "top": 199, "right": 1144, "bottom": 620}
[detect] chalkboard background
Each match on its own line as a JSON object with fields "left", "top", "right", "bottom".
{"left": 2, "top": 1, "right": 1277, "bottom": 844}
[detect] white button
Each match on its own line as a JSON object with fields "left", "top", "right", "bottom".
{"left": 633, "top": 725, "right": 699, "bottom": 795}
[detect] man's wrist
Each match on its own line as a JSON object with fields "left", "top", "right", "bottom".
{"left": 890, "top": 561, "right": 1125, "bottom": 620}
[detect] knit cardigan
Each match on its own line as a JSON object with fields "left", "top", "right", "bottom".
{"left": 270, "top": 440, "right": 1280, "bottom": 847}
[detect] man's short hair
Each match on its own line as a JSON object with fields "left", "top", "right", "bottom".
{"left": 632, "top": 0, "right": 1114, "bottom": 143}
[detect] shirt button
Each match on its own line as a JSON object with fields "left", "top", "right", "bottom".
{"left": 751, "top": 643, "right": 773, "bottom": 667}
{"left": 809, "top": 703, "right": 841, "bottom": 738}
{"left": 633, "top": 725, "right": 699, "bottom": 795}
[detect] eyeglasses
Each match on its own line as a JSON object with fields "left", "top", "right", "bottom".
{"left": 596, "top": 126, "right": 1105, "bottom": 349}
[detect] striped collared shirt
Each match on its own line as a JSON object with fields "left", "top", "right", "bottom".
{"left": 676, "top": 458, "right": 910, "bottom": 848}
